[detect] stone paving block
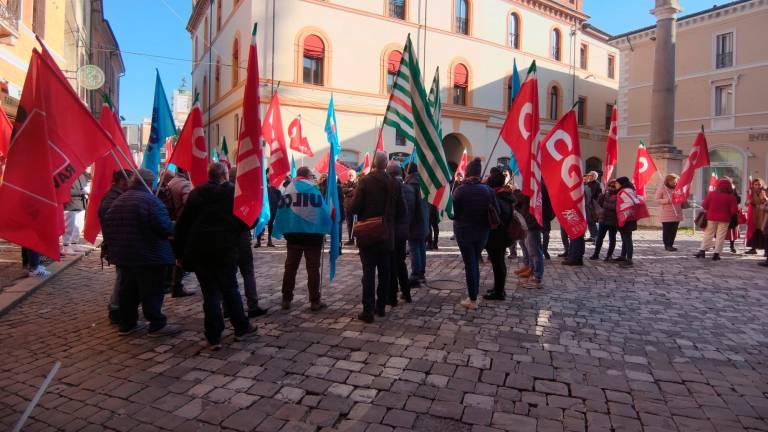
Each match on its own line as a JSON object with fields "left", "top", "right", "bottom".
{"left": 492, "top": 412, "right": 537, "bottom": 431}
{"left": 222, "top": 409, "right": 268, "bottom": 431}
{"left": 382, "top": 409, "right": 417, "bottom": 428}
{"left": 429, "top": 400, "right": 464, "bottom": 420}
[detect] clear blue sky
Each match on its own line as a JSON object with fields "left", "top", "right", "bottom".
{"left": 106, "top": 0, "right": 721, "bottom": 124}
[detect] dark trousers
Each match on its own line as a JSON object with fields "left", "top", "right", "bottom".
{"left": 594, "top": 224, "right": 617, "bottom": 258}
{"left": 662, "top": 222, "right": 680, "bottom": 248}
{"left": 237, "top": 233, "right": 259, "bottom": 310}
{"left": 486, "top": 244, "right": 507, "bottom": 295}
{"left": 619, "top": 229, "right": 634, "bottom": 261}
{"left": 428, "top": 221, "right": 439, "bottom": 248}
{"left": 560, "top": 228, "right": 570, "bottom": 254}
{"left": 21, "top": 248, "right": 40, "bottom": 269}
{"left": 195, "top": 263, "right": 250, "bottom": 345}
{"left": 167, "top": 264, "right": 186, "bottom": 294}
{"left": 359, "top": 247, "right": 391, "bottom": 313}
{"left": 118, "top": 265, "right": 167, "bottom": 332}
{"left": 258, "top": 217, "right": 276, "bottom": 243}
{"left": 346, "top": 213, "right": 355, "bottom": 242}
{"left": 389, "top": 240, "right": 410, "bottom": 303}
{"left": 456, "top": 233, "right": 487, "bottom": 301}
{"left": 282, "top": 243, "right": 322, "bottom": 304}
{"left": 568, "top": 236, "right": 585, "bottom": 262}
{"left": 542, "top": 229, "right": 551, "bottom": 257}
{"left": 587, "top": 222, "right": 598, "bottom": 239}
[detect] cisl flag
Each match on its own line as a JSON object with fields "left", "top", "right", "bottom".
{"left": 234, "top": 24, "right": 265, "bottom": 226}
{"left": 632, "top": 142, "right": 658, "bottom": 197}
{"left": 263, "top": 92, "right": 291, "bottom": 187}
{"left": 603, "top": 104, "right": 618, "bottom": 185}
{"left": 287, "top": 117, "right": 313, "bottom": 157}
{"left": 501, "top": 61, "right": 540, "bottom": 198}
{"left": 673, "top": 129, "right": 710, "bottom": 204}
{"left": 169, "top": 100, "right": 207, "bottom": 186}
{"left": 538, "top": 110, "right": 587, "bottom": 240}
{"left": 454, "top": 149, "right": 468, "bottom": 179}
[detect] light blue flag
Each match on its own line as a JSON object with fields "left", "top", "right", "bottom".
{"left": 508, "top": 59, "right": 522, "bottom": 176}
{"left": 290, "top": 154, "right": 297, "bottom": 178}
{"left": 272, "top": 179, "right": 332, "bottom": 240}
{"left": 254, "top": 156, "right": 271, "bottom": 236}
{"left": 141, "top": 71, "right": 176, "bottom": 184}
{"left": 324, "top": 96, "right": 341, "bottom": 281}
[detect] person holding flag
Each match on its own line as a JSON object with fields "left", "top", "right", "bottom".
{"left": 615, "top": 177, "right": 649, "bottom": 268}
{"left": 655, "top": 174, "right": 684, "bottom": 252}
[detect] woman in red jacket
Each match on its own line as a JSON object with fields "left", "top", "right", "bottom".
{"left": 695, "top": 178, "right": 739, "bottom": 261}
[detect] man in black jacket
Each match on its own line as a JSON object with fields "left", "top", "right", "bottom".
{"left": 349, "top": 152, "right": 405, "bottom": 323}
{"left": 174, "top": 163, "right": 255, "bottom": 350}
{"left": 100, "top": 169, "right": 131, "bottom": 324}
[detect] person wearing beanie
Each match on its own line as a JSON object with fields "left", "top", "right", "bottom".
{"left": 695, "top": 178, "right": 738, "bottom": 261}
{"left": 614, "top": 177, "right": 640, "bottom": 267}
{"left": 452, "top": 157, "right": 498, "bottom": 309}
{"left": 483, "top": 171, "right": 515, "bottom": 300}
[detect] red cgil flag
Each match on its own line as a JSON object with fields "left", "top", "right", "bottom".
{"left": 708, "top": 172, "right": 719, "bottom": 192}
{"left": 501, "top": 61, "right": 540, "bottom": 198}
{"left": 362, "top": 152, "right": 371, "bottom": 174}
{"left": 375, "top": 127, "right": 384, "bottom": 152}
{"left": 0, "top": 111, "right": 61, "bottom": 260}
{"left": 83, "top": 104, "right": 136, "bottom": 244}
{"left": 454, "top": 149, "right": 468, "bottom": 178}
{"left": 538, "top": 110, "right": 587, "bottom": 240}
{"left": 603, "top": 104, "right": 618, "bottom": 185}
{"left": 169, "top": 101, "right": 208, "bottom": 186}
{"left": 263, "top": 92, "right": 291, "bottom": 188}
{"left": 287, "top": 117, "right": 313, "bottom": 157}
{"left": 234, "top": 24, "right": 265, "bottom": 227}
{"left": 617, "top": 186, "right": 650, "bottom": 228}
{"left": 632, "top": 142, "right": 658, "bottom": 197}
{"left": 673, "top": 130, "right": 710, "bottom": 204}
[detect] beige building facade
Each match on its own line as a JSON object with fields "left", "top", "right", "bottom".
{"left": 187, "top": 0, "right": 619, "bottom": 172}
{"left": 610, "top": 0, "right": 768, "bottom": 203}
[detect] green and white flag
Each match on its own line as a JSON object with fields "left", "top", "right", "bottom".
{"left": 383, "top": 35, "right": 453, "bottom": 216}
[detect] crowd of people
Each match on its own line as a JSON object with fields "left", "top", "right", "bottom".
{"left": 17, "top": 150, "right": 768, "bottom": 350}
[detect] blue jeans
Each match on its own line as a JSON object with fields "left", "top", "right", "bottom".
{"left": 594, "top": 224, "right": 617, "bottom": 258}
{"left": 525, "top": 230, "right": 545, "bottom": 281}
{"left": 619, "top": 229, "right": 634, "bottom": 261}
{"left": 408, "top": 240, "right": 426, "bottom": 280}
{"left": 520, "top": 239, "right": 530, "bottom": 267}
{"left": 456, "top": 231, "right": 489, "bottom": 301}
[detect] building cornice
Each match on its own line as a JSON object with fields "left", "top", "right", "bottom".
{"left": 507, "top": 0, "right": 589, "bottom": 26}
{"left": 610, "top": 0, "right": 766, "bottom": 48}
{"left": 187, "top": 0, "right": 210, "bottom": 33}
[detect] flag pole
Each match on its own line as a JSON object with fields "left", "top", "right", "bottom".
{"left": 481, "top": 128, "right": 504, "bottom": 179}
{"left": 319, "top": 234, "right": 327, "bottom": 292}
{"left": 111, "top": 140, "right": 153, "bottom": 193}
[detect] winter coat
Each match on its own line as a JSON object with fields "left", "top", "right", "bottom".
{"left": 486, "top": 187, "right": 515, "bottom": 249}
{"left": 167, "top": 176, "right": 192, "bottom": 220}
{"left": 174, "top": 180, "right": 249, "bottom": 271}
{"left": 404, "top": 173, "right": 428, "bottom": 241}
{"left": 348, "top": 169, "right": 405, "bottom": 249}
{"left": 64, "top": 175, "right": 88, "bottom": 211}
{"left": 103, "top": 185, "right": 175, "bottom": 267}
{"left": 513, "top": 191, "right": 541, "bottom": 232}
{"left": 452, "top": 177, "right": 498, "bottom": 242}
{"left": 98, "top": 187, "right": 124, "bottom": 226}
{"left": 655, "top": 184, "right": 683, "bottom": 223}
{"left": 584, "top": 180, "right": 602, "bottom": 223}
{"left": 392, "top": 175, "right": 411, "bottom": 242}
{"left": 597, "top": 191, "right": 618, "bottom": 227}
{"left": 541, "top": 183, "right": 555, "bottom": 231}
{"left": 747, "top": 191, "right": 768, "bottom": 232}
{"left": 701, "top": 181, "right": 738, "bottom": 224}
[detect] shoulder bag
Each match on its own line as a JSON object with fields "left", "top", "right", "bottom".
{"left": 354, "top": 176, "right": 392, "bottom": 248}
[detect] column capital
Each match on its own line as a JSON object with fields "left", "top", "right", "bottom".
{"left": 651, "top": 0, "right": 682, "bottom": 20}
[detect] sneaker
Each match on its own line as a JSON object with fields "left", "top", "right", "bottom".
{"left": 147, "top": 324, "right": 182, "bottom": 338}
{"left": 310, "top": 302, "right": 327, "bottom": 312}
{"left": 28, "top": 265, "right": 51, "bottom": 278}
{"left": 357, "top": 311, "right": 374, "bottom": 323}
{"left": 209, "top": 343, "right": 222, "bottom": 352}
{"left": 459, "top": 297, "right": 478, "bottom": 310}
{"left": 248, "top": 307, "right": 268, "bottom": 318}
{"left": 61, "top": 245, "right": 77, "bottom": 256}
{"left": 118, "top": 323, "right": 146, "bottom": 336}
{"left": 234, "top": 326, "right": 258, "bottom": 342}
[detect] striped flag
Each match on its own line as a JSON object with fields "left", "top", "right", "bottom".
{"left": 383, "top": 35, "right": 452, "bottom": 216}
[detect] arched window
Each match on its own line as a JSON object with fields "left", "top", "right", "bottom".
{"left": 551, "top": 28, "right": 561, "bottom": 60}
{"left": 453, "top": 63, "right": 468, "bottom": 106}
{"left": 204, "top": 16, "right": 209, "bottom": 51}
{"left": 215, "top": 59, "right": 221, "bottom": 100}
{"left": 388, "top": 0, "right": 406, "bottom": 20}
{"left": 202, "top": 76, "right": 208, "bottom": 112}
{"left": 303, "top": 35, "right": 325, "bottom": 86}
{"left": 509, "top": 13, "right": 520, "bottom": 49}
{"left": 386, "top": 50, "right": 402, "bottom": 93}
{"left": 231, "top": 37, "right": 240, "bottom": 86}
{"left": 216, "top": 0, "right": 222, "bottom": 32}
{"left": 455, "top": 0, "right": 469, "bottom": 35}
{"left": 549, "top": 85, "right": 560, "bottom": 120}
{"left": 700, "top": 148, "right": 746, "bottom": 201}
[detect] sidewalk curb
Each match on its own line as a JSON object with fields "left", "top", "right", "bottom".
{"left": 0, "top": 252, "right": 87, "bottom": 317}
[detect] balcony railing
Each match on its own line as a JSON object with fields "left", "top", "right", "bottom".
{"left": 0, "top": 0, "right": 20, "bottom": 41}
{"left": 716, "top": 52, "right": 733, "bottom": 69}
{"left": 455, "top": 17, "right": 468, "bottom": 35}
{"left": 388, "top": 1, "right": 405, "bottom": 20}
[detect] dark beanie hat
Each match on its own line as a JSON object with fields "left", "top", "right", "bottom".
{"left": 466, "top": 157, "right": 482, "bottom": 177}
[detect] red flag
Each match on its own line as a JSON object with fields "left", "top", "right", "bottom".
{"left": 288, "top": 117, "right": 313, "bottom": 157}
{"left": 632, "top": 143, "right": 658, "bottom": 197}
{"left": 362, "top": 152, "right": 371, "bottom": 174}
{"left": 234, "top": 25, "right": 265, "bottom": 227}
{"left": 538, "top": 110, "right": 587, "bottom": 240}
{"left": 83, "top": 104, "right": 137, "bottom": 244}
{"left": 617, "top": 187, "right": 650, "bottom": 228}
{"left": 708, "top": 172, "right": 719, "bottom": 192}
{"left": 673, "top": 130, "right": 710, "bottom": 204}
{"left": 315, "top": 152, "right": 330, "bottom": 174}
{"left": 315, "top": 153, "right": 351, "bottom": 183}
{"left": 376, "top": 127, "right": 384, "bottom": 152}
{"left": 169, "top": 102, "right": 208, "bottom": 186}
{"left": 164, "top": 136, "right": 175, "bottom": 164}
{"left": 0, "top": 107, "right": 11, "bottom": 159}
{"left": 603, "top": 104, "right": 618, "bottom": 185}
{"left": 263, "top": 92, "right": 291, "bottom": 188}
{"left": 0, "top": 111, "right": 61, "bottom": 260}
{"left": 500, "top": 62, "right": 540, "bottom": 198}
{"left": 454, "top": 149, "right": 468, "bottom": 178}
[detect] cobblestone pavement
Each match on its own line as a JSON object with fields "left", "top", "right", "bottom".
{"left": 1, "top": 231, "right": 767, "bottom": 432}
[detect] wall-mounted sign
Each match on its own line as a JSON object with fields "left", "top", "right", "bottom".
{"left": 77, "top": 65, "right": 105, "bottom": 90}
{"left": 748, "top": 133, "right": 768, "bottom": 142}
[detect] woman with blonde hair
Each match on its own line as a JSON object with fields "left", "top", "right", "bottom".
{"left": 655, "top": 173, "right": 683, "bottom": 251}
{"left": 745, "top": 178, "right": 767, "bottom": 255}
